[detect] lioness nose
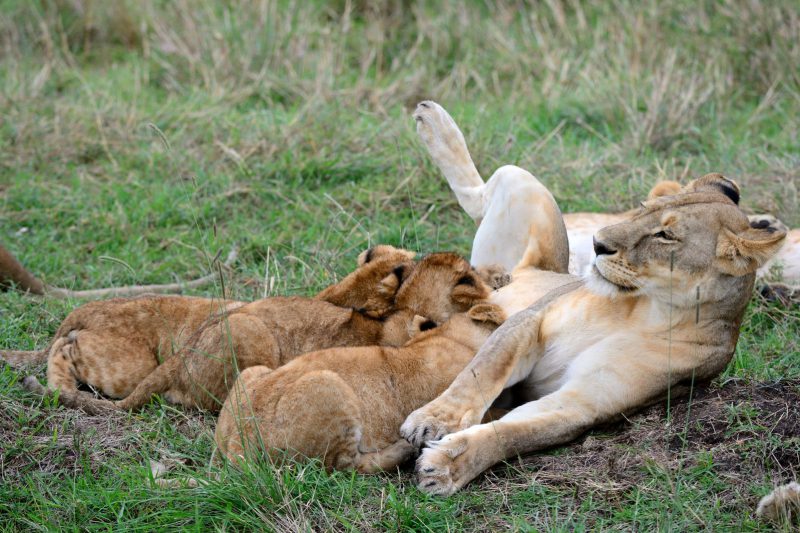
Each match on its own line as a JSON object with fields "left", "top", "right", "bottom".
{"left": 593, "top": 238, "right": 617, "bottom": 256}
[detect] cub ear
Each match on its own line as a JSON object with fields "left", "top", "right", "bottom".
{"left": 451, "top": 271, "right": 491, "bottom": 309}
{"left": 357, "top": 245, "right": 416, "bottom": 266}
{"left": 647, "top": 180, "right": 682, "bottom": 200}
{"left": 716, "top": 226, "right": 786, "bottom": 276}
{"left": 474, "top": 264, "right": 511, "bottom": 290}
{"left": 358, "top": 247, "right": 376, "bottom": 266}
{"left": 466, "top": 303, "right": 506, "bottom": 326}
{"left": 748, "top": 214, "right": 788, "bottom": 234}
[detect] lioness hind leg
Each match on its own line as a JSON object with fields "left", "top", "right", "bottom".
{"left": 413, "top": 101, "right": 486, "bottom": 221}
{"left": 473, "top": 165, "right": 569, "bottom": 273}
{"left": 413, "top": 101, "right": 568, "bottom": 273}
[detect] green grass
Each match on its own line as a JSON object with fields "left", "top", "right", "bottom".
{"left": 1, "top": 0, "right": 799, "bottom": 530}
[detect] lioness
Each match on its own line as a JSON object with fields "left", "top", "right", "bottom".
{"left": 9, "top": 245, "right": 414, "bottom": 403}
{"left": 400, "top": 101, "right": 786, "bottom": 495}
{"left": 215, "top": 300, "right": 506, "bottom": 473}
{"left": 27, "top": 251, "right": 492, "bottom": 413}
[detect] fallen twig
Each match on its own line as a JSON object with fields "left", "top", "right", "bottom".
{"left": 1, "top": 245, "right": 238, "bottom": 299}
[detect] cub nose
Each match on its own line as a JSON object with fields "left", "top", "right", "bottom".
{"left": 593, "top": 237, "right": 617, "bottom": 256}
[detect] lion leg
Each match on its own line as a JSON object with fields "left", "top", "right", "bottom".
{"left": 400, "top": 307, "right": 545, "bottom": 448}
{"left": 171, "top": 313, "right": 280, "bottom": 411}
{"left": 22, "top": 335, "right": 120, "bottom": 413}
{"left": 413, "top": 101, "right": 568, "bottom": 273}
{"left": 217, "top": 369, "right": 366, "bottom": 470}
{"left": 475, "top": 165, "right": 570, "bottom": 273}
{"left": 354, "top": 439, "right": 416, "bottom": 474}
{"left": 215, "top": 365, "right": 274, "bottom": 463}
{"left": 413, "top": 101, "right": 486, "bottom": 221}
{"left": 414, "top": 380, "right": 616, "bottom": 496}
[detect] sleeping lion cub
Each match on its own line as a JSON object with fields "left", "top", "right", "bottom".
{"left": 215, "top": 301, "right": 506, "bottom": 473}
{"left": 10, "top": 246, "right": 413, "bottom": 405}
{"left": 26, "top": 251, "right": 492, "bottom": 413}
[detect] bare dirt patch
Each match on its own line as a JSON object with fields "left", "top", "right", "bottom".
{"left": 480, "top": 379, "right": 800, "bottom": 501}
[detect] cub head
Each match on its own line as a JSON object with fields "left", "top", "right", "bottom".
{"left": 316, "top": 245, "right": 416, "bottom": 317}
{"left": 394, "top": 252, "right": 491, "bottom": 324}
{"left": 589, "top": 173, "right": 786, "bottom": 308}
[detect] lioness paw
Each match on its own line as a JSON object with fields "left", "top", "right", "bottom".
{"left": 412, "top": 101, "right": 467, "bottom": 161}
{"left": 415, "top": 435, "right": 470, "bottom": 496}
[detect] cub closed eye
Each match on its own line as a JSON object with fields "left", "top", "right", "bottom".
{"left": 456, "top": 275, "right": 475, "bottom": 286}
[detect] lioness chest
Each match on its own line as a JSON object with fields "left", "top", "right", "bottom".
{"left": 518, "top": 291, "right": 679, "bottom": 400}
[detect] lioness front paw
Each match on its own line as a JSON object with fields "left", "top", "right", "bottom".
{"left": 415, "top": 434, "right": 472, "bottom": 496}
{"left": 400, "top": 401, "right": 477, "bottom": 448}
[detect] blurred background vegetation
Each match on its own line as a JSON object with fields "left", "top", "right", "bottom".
{"left": 1, "top": 0, "right": 797, "bottom": 296}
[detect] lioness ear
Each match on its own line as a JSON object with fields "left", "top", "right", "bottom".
{"left": 466, "top": 303, "right": 506, "bottom": 326}
{"left": 683, "top": 173, "right": 740, "bottom": 205}
{"left": 716, "top": 226, "right": 786, "bottom": 276}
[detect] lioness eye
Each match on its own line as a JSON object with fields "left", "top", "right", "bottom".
{"left": 653, "top": 230, "right": 677, "bottom": 241}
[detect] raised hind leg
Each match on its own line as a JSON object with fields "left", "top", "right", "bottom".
{"left": 413, "top": 101, "right": 568, "bottom": 273}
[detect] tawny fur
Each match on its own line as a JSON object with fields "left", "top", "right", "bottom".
{"left": 6, "top": 246, "right": 412, "bottom": 407}
{"left": 402, "top": 101, "right": 787, "bottom": 496}
{"left": 32, "top": 251, "right": 491, "bottom": 413}
{"left": 215, "top": 302, "right": 506, "bottom": 473}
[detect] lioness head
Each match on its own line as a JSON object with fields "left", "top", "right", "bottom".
{"left": 316, "top": 245, "right": 416, "bottom": 317}
{"left": 589, "top": 173, "right": 786, "bottom": 307}
{"left": 394, "top": 252, "right": 491, "bottom": 324}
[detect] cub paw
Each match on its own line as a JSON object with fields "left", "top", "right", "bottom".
{"left": 475, "top": 264, "right": 512, "bottom": 290}
{"left": 400, "top": 402, "right": 476, "bottom": 448}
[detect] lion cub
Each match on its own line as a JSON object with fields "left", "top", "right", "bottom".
{"left": 12, "top": 246, "right": 414, "bottom": 405}
{"left": 214, "top": 301, "right": 506, "bottom": 473}
{"left": 34, "top": 251, "right": 492, "bottom": 414}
